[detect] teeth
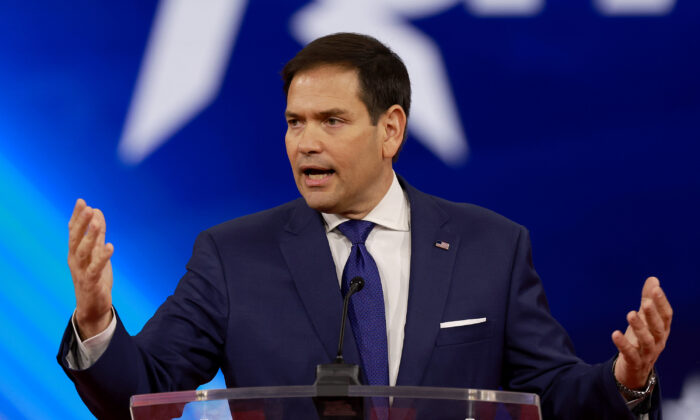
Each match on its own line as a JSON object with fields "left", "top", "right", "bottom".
{"left": 308, "top": 173, "right": 330, "bottom": 180}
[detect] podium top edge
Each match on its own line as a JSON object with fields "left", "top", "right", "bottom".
{"left": 130, "top": 385, "right": 540, "bottom": 407}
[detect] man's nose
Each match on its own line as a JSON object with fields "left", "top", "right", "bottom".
{"left": 297, "top": 124, "right": 323, "bottom": 154}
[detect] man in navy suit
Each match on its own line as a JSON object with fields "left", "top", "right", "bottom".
{"left": 59, "top": 33, "right": 672, "bottom": 419}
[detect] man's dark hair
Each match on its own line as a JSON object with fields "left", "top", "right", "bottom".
{"left": 281, "top": 33, "right": 411, "bottom": 162}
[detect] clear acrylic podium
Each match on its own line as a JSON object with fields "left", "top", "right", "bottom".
{"left": 130, "top": 385, "right": 542, "bottom": 419}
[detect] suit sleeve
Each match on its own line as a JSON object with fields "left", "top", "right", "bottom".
{"left": 502, "top": 227, "right": 661, "bottom": 420}
{"left": 56, "top": 231, "right": 229, "bottom": 420}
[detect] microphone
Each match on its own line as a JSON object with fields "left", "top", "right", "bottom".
{"left": 313, "top": 277, "right": 365, "bottom": 418}
{"left": 336, "top": 276, "right": 364, "bottom": 363}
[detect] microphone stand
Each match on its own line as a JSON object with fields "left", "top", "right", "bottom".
{"left": 313, "top": 277, "right": 365, "bottom": 419}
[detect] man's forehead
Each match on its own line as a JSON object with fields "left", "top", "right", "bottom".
{"left": 288, "top": 65, "right": 360, "bottom": 95}
{"left": 285, "top": 65, "right": 366, "bottom": 115}
{"left": 285, "top": 64, "right": 367, "bottom": 115}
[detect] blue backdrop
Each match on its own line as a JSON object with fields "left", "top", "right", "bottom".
{"left": 0, "top": 1, "right": 698, "bottom": 418}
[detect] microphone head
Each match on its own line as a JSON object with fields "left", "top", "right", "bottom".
{"left": 350, "top": 276, "right": 364, "bottom": 292}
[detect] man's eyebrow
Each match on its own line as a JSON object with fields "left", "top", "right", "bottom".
{"left": 316, "top": 108, "right": 349, "bottom": 118}
{"left": 284, "top": 108, "right": 351, "bottom": 119}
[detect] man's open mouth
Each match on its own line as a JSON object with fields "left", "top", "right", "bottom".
{"left": 303, "top": 168, "right": 335, "bottom": 180}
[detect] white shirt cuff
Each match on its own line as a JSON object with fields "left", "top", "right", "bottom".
{"left": 65, "top": 307, "right": 116, "bottom": 370}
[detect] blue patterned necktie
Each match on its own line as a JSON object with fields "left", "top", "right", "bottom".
{"left": 337, "top": 220, "right": 389, "bottom": 387}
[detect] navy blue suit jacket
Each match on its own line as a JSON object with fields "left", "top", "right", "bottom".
{"left": 58, "top": 178, "right": 659, "bottom": 419}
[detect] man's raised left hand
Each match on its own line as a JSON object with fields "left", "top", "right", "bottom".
{"left": 612, "top": 276, "right": 672, "bottom": 390}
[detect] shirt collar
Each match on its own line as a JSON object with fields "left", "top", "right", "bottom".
{"left": 321, "top": 172, "right": 410, "bottom": 233}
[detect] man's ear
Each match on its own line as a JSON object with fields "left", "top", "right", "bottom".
{"left": 380, "top": 104, "right": 407, "bottom": 160}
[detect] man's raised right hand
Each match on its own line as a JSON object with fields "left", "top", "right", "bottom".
{"left": 68, "top": 198, "right": 114, "bottom": 340}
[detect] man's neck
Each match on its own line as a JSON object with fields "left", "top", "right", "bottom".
{"left": 339, "top": 169, "right": 394, "bottom": 220}
{"left": 321, "top": 172, "right": 408, "bottom": 232}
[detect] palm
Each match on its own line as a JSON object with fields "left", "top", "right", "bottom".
{"left": 68, "top": 199, "right": 115, "bottom": 339}
{"left": 612, "top": 277, "right": 672, "bottom": 389}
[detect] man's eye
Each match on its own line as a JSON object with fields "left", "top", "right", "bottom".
{"left": 287, "top": 119, "right": 299, "bottom": 127}
{"left": 326, "top": 118, "right": 341, "bottom": 126}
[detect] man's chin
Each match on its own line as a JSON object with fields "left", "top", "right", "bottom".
{"left": 302, "top": 198, "right": 335, "bottom": 213}
{"left": 299, "top": 191, "right": 338, "bottom": 213}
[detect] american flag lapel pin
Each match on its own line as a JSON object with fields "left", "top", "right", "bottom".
{"left": 434, "top": 240, "right": 450, "bottom": 250}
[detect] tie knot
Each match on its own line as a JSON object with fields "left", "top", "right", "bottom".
{"left": 337, "top": 220, "right": 375, "bottom": 245}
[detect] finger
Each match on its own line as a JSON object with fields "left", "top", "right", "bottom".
{"left": 641, "top": 298, "right": 665, "bottom": 343}
{"left": 91, "top": 208, "right": 107, "bottom": 253}
{"left": 612, "top": 329, "right": 642, "bottom": 367}
{"left": 86, "top": 243, "right": 114, "bottom": 279}
{"left": 628, "top": 311, "right": 656, "bottom": 361}
{"left": 68, "top": 198, "right": 86, "bottom": 230}
{"left": 74, "top": 217, "right": 101, "bottom": 266}
{"left": 68, "top": 206, "right": 94, "bottom": 253}
{"left": 653, "top": 287, "right": 673, "bottom": 331}
{"left": 637, "top": 298, "right": 652, "bottom": 325}
{"left": 622, "top": 324, "right": 639, "bottom": 347}
{"left": 623, "top": 311, "right": 642, "bottom": 349}
{"left": 641, "top": 276, "right": 660, "bottom": 299}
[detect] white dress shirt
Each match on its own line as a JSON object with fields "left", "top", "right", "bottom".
{"left": 66, "top": 307, "right": 116, "bottom": 370}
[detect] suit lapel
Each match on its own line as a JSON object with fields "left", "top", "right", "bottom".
{"left": 278, "top": 200, "right": 361, "bottom": 367}
{"left": 396, "top": 181, "right": 460, "bottom": 386}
